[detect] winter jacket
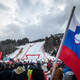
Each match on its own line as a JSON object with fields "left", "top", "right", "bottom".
{"left": 47, "top": 63, "right": 50, "bottom": 70}
{"left": 64, "top": 71, "right": 77, "bottom": 80}
{"left": 29, "top": 68, "right": 47, "bottom": 80}
{"left": 27, "top": 69, "right": 33, "bottom": 80}
{"left": 24, "top": 64, "right": 28, "bottom": 69}
{"left": 0, "top": 68, "right": 12, "bottom": 80}
{"left": 10, "top": 65, "right": 16, "bottom": 71}
{"left": 50, "top": 64, "right": 63, "bottom": 80}
{"left": 10, "top": 66, "right": 28, "bottom": 80}
{"left": 42, "top": 64, "right": 48, "bottom": 73}
{"left": 0, "top": 63, "right": 2, "bottom": 72}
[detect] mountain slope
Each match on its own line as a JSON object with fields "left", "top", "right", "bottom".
{"left": 8, "top": 41, "right": 55, "bottom": 62}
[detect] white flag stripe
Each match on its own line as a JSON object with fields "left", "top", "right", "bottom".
{"left": 69, "top": 14, "right": 80, "bottom": 32}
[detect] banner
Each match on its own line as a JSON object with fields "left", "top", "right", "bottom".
{"left": 26, "top": 54, "right": 40, "bottom": 59}
{"left": 0, "top": 52, "right": 2, "bottom": 60}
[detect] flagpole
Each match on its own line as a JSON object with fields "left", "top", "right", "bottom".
{"left": 50, "top": 6, "right": 76, "bottom": 80}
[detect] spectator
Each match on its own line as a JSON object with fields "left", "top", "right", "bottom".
{"left": 64, "top": 66, "right": 72, "bottom": 75}
{"left": 47, "top": 62, "right": 50, "bottom": 70}
{"left": 64, "top": 71, "right": 77, "bottom": 80}
{"left": 0, "top": 62, "right": 2, "bottom": 72}
{"left": 27, "top": 63, "right": 34, "bottom": 80}
{"left": 29, "top": 62, "right": 47, "bottom": 80}
{"left": 50, "top": 64, "right": 63, "bottom": 80}
{"left": 10, "top": 63, "right": 28, "bottom": 80}
{"left": 10, "top": 63, "right": 16, "bottom": 71}
{"left": 29, "top": 63, "right": 34, "bottom": 70}
{"left": 42, "top": 64, "right": 48, "bottom": 73}
{"left": 0, "top": 63, "right": 12, "bottom": 80}
{"left": 63, "top": 66, "right": 77, "bottom": 80}
{"left": 24, "top": 62, "right": 28, "bottom": 70}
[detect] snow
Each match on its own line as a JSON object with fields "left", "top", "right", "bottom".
{"left": 7, "top": 41, "right": 56, "bottom": 62}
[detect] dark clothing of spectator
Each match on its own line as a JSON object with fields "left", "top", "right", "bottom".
{"left": 0, "top": 63, "right": 2, "bottom": 72}
{"left": 0, "top": 68, "right": 12, "bottom": 80}
{"left": 47, "top": 63, "right": 50, "bottom": 70}
{"left": 10, "top": 66, "right": 28, "bottom": 80}
{"left": 29, "top": 62, "right": 47, "bottom": 80}
{"left": 29, "top": 68, "right": 47, "bottom": 80}
{"left": 10, "top": 64, "right": 16, "bottom": 71}
{"left": 24, "top": 64, "right": 28, "bottom": 70}
{"left": 29, "top": 63, "right": 34, "bottom": 70}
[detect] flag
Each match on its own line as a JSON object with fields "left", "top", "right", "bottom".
{"left": 0, "top": 52, "right": 2, "bottom": 60}
{"left": 59, "top": 14, "right": 80, "bottom": 80}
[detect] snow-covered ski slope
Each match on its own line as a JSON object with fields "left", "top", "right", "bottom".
{"left": 8, "top": 41, "right": 55, "bottom": 62}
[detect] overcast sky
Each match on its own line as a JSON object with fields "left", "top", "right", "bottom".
{"left": 0, "top": 0, "right": 80, "bottom": 41}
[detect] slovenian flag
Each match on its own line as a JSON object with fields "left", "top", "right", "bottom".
{"left": 59, "top": 14, "right": 80, "bottom": 80}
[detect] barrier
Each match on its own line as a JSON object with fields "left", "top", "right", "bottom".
{"left": 26, "top": 54, "right": 40, "bottom": 59}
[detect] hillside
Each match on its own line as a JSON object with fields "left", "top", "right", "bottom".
{"left": 0, "top": 38, "right": 29, "bottom": 58}
{"left": 0, "top": 33, "right": 64, "bottom": 59}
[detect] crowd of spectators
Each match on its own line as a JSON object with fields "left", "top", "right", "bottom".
{"left": 0, "top": 59, "right": 77, "bottom": 80}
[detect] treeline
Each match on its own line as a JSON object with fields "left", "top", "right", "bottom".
{"left": 30, "top": 39, "right": 45, "bottom": 43}
{"left": 0, "top": 38, "right": 29, "bottom": 58}
{"left": 44, "top": 33, "right": 64, "bottom": 56}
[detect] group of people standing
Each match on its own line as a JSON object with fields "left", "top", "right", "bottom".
{"left": 0, "top": 59, "right": 77, "bottom": 80}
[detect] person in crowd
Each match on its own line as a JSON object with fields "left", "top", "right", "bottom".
{"left": 1, "top": 62, "right": 6, "bottom": 71}
{"left": 24, "top": 62, "right": 28, "bottom": 70}
{"left": 15, "top": 62, "right": 19, "bottom": 68}
{"left": 32, "top": 62, "right": 36, "bottom": 68}
{"left": 42, "top": 61, "right": 45, "bottom": 66}
{"left": 59, "top": 62, "right": 65, "bottom": 69}
{"left": 29, "top": 63, "right": 34, "bottom": 70}
{"left": 0, "top": 63, "right": 12, "bottom": 80}
{"left": 45, "top": 70, "right": 51, "bottom": 80}
{"left": 64, "top": 71, "right": 77, "bottom": 80}
{"left": 64, "top": 66, "right": 77, "bottom": 80}
{"left": 10, "top": 63, "right": 16, "bottom": 71}
{"left": 0, "top": 62, "right": 2, "bottom": 72}
{"left": 10, "top": 62, "right": 28, "bottom": 80}
{"left": 63, "top": 66, "right": 72, "bottom": 75}
{"left": 44, "top": 64, "right": 51, "bottom": 80}
{"left": 27, "top": 63, "right": 34, "bottom": 80}
{"left": 42, "top": 63, "right": 48, "bottom": 73}
{"left": 47, "top": 62, "right": 51, "bottom": 70}
{"left": 50, "top": 64, "right": 63, "bottom": 80}
{"left": 29, "top": 62, "right": 47, "bottom": 80}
